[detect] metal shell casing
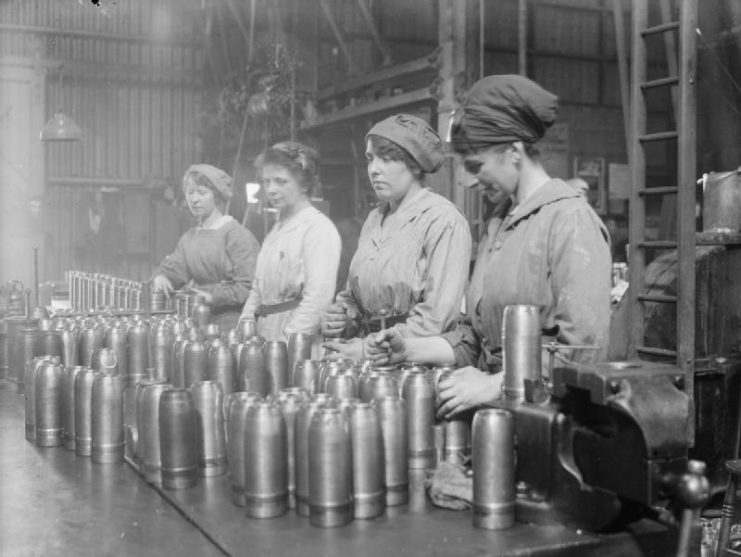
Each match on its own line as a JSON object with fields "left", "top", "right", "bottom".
{"left": 74, "top": 367, "right": 99, "bottom": 456}
{"left": 372, "top": 395, "right": 409, "bottom": 506}
{"left": 225, "top": 392, "right": 262, "bottom": 506}
{"left": 472, "top": 408, "right": 515, "bottom": 530}
{"left": 243, "top": 400, "right": 288, "bottom": 518}
{"left": 308, "top": 407, "right": 353, "bottom": 527}
{"left": 350, "top": 402, "right": 385, "bottom": 519}
{"left": 191, "top": 380, "right": 227, "bottom": 477}
{"left": 288, "top": 333, "right": 313, "bottom": 380}
{"left": 294, "top": 394, "right": 336, "bottom": 516}
{"left": 502, "top": 304, "right": 541, "bottom": 401}
{"left": 159, "top": 388, "right": 199, "bottom": 489}
{"left": 91, "top": 372, "right": 125, "bottom": 463}
{"left": 34, "top": 359, "right": 64, "bottom": 447}
{"left": 207, "top": 339, "right": 235, "bottom": 397}
{"left": 264, "top": 340, "right": 289, "bottom": 395}
{"left": 137, "top": 382, "right": 171, "bottom": 483}
{"left": 402, "top": 370, "right": 436, "bottom": 470}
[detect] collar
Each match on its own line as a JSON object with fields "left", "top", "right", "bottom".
{"left": 504, "top": 179, "right": 581, "bottom": 229}
{"left": 378, "top": 187, "right": 446, "bottom": 224}
{"left": 274, "top": 204, "right": 321, "bottom": 234}
{"left": 197, "top": 215, "right": 234, "bottom": 230}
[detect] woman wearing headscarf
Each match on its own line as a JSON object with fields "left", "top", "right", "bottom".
{"left": 366, "top": 75, "right": 612, "bottom": 419}
{"left": 321, "top": 114, "right": 472, "bottom": 358}
{"left": 240, "top": 141, "right": 341, "bottom": 343}
{"left": 152, "top": 164, "right": 260, "bottom": 331}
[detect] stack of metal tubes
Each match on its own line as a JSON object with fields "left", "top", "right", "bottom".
{"left": 15, "top": 309, "right": 501, "bottom": 529}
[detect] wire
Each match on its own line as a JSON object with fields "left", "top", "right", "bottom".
{"left": 696, "top": 27, "right": 741, "bottom": 99}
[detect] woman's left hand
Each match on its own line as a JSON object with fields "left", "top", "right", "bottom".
{"left": 436, "top": 367, "right": 504, "bottom": 420}
{"left": 190, "top": 288, "right": 213, "bottom": 305}
{"left": 322, "top": 337, "right": 364, "bottom": 361}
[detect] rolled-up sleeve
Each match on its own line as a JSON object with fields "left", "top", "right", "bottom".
{"left": 396, "top": 210, "right": 472, "bottom": 337}
{"left": 155, "top": 234, "right": 189, "bottom": 289}
{"left": 207, "top": 227, "right": 260, "bottom": 309}
{"left": 441, "top": 317, "right": 482, "bottom": 367}
{"left": 285, "top": 222, "right": 342, "bottom": 335}
{"left": 547, "top": 208, "right": 612, "bottom": 363}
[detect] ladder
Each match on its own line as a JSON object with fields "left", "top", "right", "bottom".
{"left": 627, "top": 0, "right": 697, "bottom": 440}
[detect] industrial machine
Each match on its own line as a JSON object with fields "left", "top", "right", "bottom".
{"left": 494, "top": 358, "right": 695, "bottom": 532}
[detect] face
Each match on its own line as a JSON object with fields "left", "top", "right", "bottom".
{"left": 365, "top": 140, "right": 417, "bottom": 204}
{"left": 261, "top": 163, "right": 307, "bottom": 211}
{"left": 184, "top": 178, "right": 218, "bottom": 219}
{"left": 462, "top": 144, "right": 520, "bottom": 203}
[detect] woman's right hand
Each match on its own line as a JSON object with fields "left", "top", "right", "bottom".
{"left": 365, "top": 328, "right": 407, "bottom": 365}
{"left": 152, "top": 275, "right": 174, "bottom": 297}
{"left": 321, "top": 304, "right": 348, "bottom": 337}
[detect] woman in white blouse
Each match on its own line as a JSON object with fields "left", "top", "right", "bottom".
{"left": 240, "top": 142, "right": 341, "bottom": 343}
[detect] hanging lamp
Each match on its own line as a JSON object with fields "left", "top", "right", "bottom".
{"left": 40, "top": 64, "right": 83, "bottom": 142}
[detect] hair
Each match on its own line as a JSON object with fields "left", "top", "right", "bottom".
{"left": 366, "top": 134, "right": 424, "bottom": 180}
{"left": 182, "top": 170, "right": 228, "bottom": 207}
{"left": 254, "top": 141, "right": 320, "bottom": 196}
{"left": 480, "top": 141, "right": 541, "bottom": 161}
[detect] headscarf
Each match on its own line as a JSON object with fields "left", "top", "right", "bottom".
{"left": 366, "top": 114, "right": 444, "bottom": 173}
{"left": 450, "top": 74, "right": 558, "bottom": 152}
{"left": 184, "top": 164, "right": 233, "bottom": 200}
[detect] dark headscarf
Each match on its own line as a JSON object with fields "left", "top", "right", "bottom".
{"left": 450, "top": 74, "right": 558, "bottom": 153}
{"left": 366, "top": 114, "right": 444, "bottom": 173}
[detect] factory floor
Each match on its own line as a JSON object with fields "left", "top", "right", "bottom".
{"left": 0, "top": 379, "right": 676, "bottom": 557}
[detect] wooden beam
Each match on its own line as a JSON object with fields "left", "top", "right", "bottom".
{"left": 301, "top": 87, "right": 434, "bottom": 130}
{"left": 317, "top": 51, "right": 438, "bottom": 101}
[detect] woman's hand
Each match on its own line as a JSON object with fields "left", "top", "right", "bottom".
{"left": 436, "top": 367, "right": 503, "bottom": 420}
{"left": 321, "top": 304, "right": 349, "bottom": 338}
{"left": 364, "top": 328, "right": 407, "bottom": 365}
{"left": 322, "top": 337, "right": 363, "bottom": 360}
{"left": 152, "top": 275, "right": 174, "bottom": 297}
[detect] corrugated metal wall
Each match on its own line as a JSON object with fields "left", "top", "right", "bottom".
{"left": 0, "top": 0, "right": 203, "bottom": 282}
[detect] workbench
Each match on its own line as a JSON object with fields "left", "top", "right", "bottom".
{"left": 0, "top": 380, "right": 677, "bottom": 557}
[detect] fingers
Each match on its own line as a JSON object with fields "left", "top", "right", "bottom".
{"left": 322, "top": 341, "right": 343, "bottom": 353}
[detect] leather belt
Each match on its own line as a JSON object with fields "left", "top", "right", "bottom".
{"left": 360, "top": 312, "right": 409, "bottom": 335}
{"left": 255, "top": 296, "right": 303, "bottom": 317}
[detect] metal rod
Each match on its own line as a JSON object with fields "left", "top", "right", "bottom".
{"left": 319, "top": 0, "right": 359, "bottom": 75}
{"left": 518, "top": 0, "right": 527, "bottom": 76}
{"left": 612, "top": 0, "right": 631, "bottom": 160}
{"left": 33, "top": 247, "right": 39, "bottom": 308}
{"left": 354, "top": 0, "right": 392, "bottom": 66}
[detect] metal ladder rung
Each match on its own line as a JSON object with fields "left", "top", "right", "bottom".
{"left": 641, "top": 21, "right": 680, "bottom": 36}
{"left": 641, "top": 76, "right": 679, "bottom": 90}
{"left": 638, "top": 186, "right": 679, "bottom": 196}
{"left": 638, "top": 294, "right": 677, "bottom": 303}
{"left": 638, "top": 240, "right": 678, "bottom": 249}
{"left": 636, "top": 346, "right": 678, "bottom": 358}
{"left": 639, "top": 131, "right": 679, "bottom": 142}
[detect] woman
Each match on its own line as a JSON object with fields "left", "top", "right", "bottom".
{"left": 152, "top": 164, "right": 260, "bottom": 331}
{"left": 322, "top": 114, "right": 472, "bottom": 358}
{"left": 240, "top": 141, "right": 341, "bottom": 343}
{"left": 367, "top": 75, "right": 612, "bottom": 419}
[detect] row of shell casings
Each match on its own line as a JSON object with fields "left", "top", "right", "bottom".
{"left": 294, "top": 359, "right": 472, "bottom": 470}
{"left": 224, "top": 389, "right": 408, "bottom": 527}
{"left": 24, "top": 356, "right": 125, "bottom": 463}
{"left": 66, "top": 271, "right": 143, "bottom": 312}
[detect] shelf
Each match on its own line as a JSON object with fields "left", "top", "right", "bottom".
{"left": 301, "top": 87, "right": 435, "bottom": 131}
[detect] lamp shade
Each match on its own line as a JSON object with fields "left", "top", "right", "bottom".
{"left": 40, "top": 112, "right": 83, "bottom": 142}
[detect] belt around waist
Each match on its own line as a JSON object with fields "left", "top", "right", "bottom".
{"left": 360, "top": 312, "right": 409, "bottom": 335}
{"left": 256, "top": 297, "right": 303, "bottom": 317}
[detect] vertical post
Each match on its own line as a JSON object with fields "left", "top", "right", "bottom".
{"left": 677, "top": 0, "right": 697, "bottom": 445}
{"left": 627, "top": 0, "right": 648, "bottom": 360}
{"left": 518, "top": 0, "right": 528, "bottom": 76}
{"left": 612, "top": 0, "right": 632, "bottom": 162}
